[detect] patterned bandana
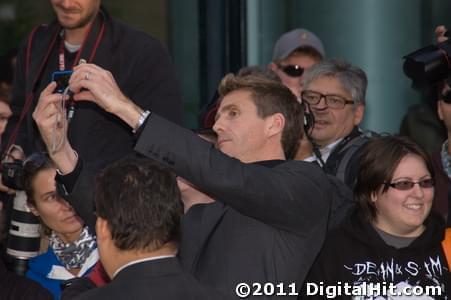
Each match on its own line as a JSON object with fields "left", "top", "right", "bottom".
{"left": 441, "top": 140, "right": 451, "bottom": 179}
{"left": 49, "top": 226, "right": 97, "bottom": 269}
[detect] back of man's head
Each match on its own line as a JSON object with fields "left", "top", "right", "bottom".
{"left": 218, "top": 74, "right": 304, "bottom": 159}
{"left": 95, "top": 155, "right": 182, "bottom": 252}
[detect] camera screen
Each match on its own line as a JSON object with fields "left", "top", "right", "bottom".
{"left": 52, "top": 71, "right": 73, "bottom": 93}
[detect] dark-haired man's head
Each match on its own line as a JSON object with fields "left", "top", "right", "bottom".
{"left": 94, "top": 156, "right": 183, "bottom": 278}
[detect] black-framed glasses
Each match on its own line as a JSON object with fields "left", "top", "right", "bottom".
{"left": 276, "top": 64, "right": 304, "bottom": 77}
{"left": 385, "top": 178, "right": 435, "bottom": 191}
{"left": 301, "top": 90, "right": 354, "bottom": 109}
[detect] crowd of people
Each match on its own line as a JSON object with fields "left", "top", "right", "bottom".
{"left": 0, "top": 0, "right": 449, "bottom": 299}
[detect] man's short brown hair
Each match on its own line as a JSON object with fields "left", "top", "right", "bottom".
{"left": 218, "top": 73, "right": 304, "bottom": 159}
{"left": 95, "top": 155, "right": 182, "bottom": 252}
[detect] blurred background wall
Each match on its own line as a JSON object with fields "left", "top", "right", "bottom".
{"left": 1, "top": 0, "right": 450, "bottom": 132}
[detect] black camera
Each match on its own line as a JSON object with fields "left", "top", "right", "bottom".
{"left": 403, "top": 34, "right": 451, "bottom": 89}
{"left": 1, "top": 160, "right": 41, "bottom": 275}
{"left": 1, "top": 160, "right": 24, "bottom": 191}
{"left": 52, "top": 70, "right": 73, "bottom": 93}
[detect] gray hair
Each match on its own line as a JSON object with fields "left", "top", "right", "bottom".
{"left": 303, "top": 59, "right": 367, "bottom": 105}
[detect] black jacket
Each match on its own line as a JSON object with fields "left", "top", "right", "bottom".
{"left": 0, "top": 258, "right": 52, "bottom": 300}
{"left": 323, "top": 127, "right": 372, "bottom": 188}
{"left": 134, "top": 114, "right": 330, "bottom": 298}
{"left": 72, "top": 258, "right": 228, "bottom": 300}
{"left": 8, "top": 7, "right": 182, "bottom": 170}
{"left": 304, "top": 210, "right": 451, "bottom": 299}
{"left": 61, "top": 114, "right": 331, "bottom": 299}
{"left": 431, "top": 150, "right": 451, "bottom": 225}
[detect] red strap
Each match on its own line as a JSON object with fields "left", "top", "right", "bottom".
{"left": 3, "top": 25, "right": 60, "bottom": 159}
{"left": 4, "top": 16, "right": 105, "bottom": 158}
{"left": 25, "top": 26, "right": 40, "bottom": 79}
{"left": 88, "top": 21, "right": 105, "bottom": 63}
{"left": 88, "top": 261, "right": 110, "bottom": 287}
{"left": 58, "top": 15, "right": 105, "bottom": 70}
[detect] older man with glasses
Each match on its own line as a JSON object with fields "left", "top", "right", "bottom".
{"left": 269, "top": 28, "right": 325, "bottom": 99}
{"left": 301, "top": 59, "right": 374, "bottom": 188}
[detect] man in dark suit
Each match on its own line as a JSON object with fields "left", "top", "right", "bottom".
{"left": 73, "top": 156, "right": 224, "bottom": 300}
{"left": 34, "top": 64, "right": 331, "bottom": 299}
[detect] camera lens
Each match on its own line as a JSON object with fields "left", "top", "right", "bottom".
{"left": 6, "top": 191, "right": 41, "bottom": 275}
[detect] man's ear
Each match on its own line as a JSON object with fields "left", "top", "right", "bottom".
{"left": 353, "top": 103, "right": 365, "bottom": 125}
{"left": 266, "top": 113, "right": 285, "bottom": 137}
{"left": 268, "top": 62, "right": 278, "bottom": 72}
{"left": 96, "top": 217, "right": 111, "bottom": 242}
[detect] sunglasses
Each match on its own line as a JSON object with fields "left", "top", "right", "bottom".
{"left": 276, "top": 64, "right": 304, "bottom": 77}
{"left": 385, "top": 178, "right": 434, "bottom": 190}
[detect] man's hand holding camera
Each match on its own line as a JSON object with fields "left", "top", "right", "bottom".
{"left": 32, "top": 82, "right": 77, "bottom": 175}
{"left": 435, "top": 25, "right": 448, "bottom": 43}
{"left": 69, "top": 64, "right": 144, "bottom": 129}
{"left": 33, "top": 63, "right": 145, "bottom": 175}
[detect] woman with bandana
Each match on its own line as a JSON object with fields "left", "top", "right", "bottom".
{"left": 22, "top": 153, "right": 98, "bottom": 299}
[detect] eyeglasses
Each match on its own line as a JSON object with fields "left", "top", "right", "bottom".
{"left": 276, "top": 64, "right": 304, "bottom": 77}
{"left": 385, "top": 178, "right": 434, "bottom": 191}
{"left": 301, "top": 90, "right": 354, "bottom": 109}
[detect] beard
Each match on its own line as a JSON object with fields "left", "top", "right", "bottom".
{"left": 54, "top": 3, "right": 99, "bottom": 31}
{"left": 61, "top": 11, "right": 97, "bottom": 30}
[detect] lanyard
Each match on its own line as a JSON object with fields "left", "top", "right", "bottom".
{"left": 57, "top": 15, "right": 106, "bottom": 71}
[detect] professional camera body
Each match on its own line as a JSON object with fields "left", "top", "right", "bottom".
{"left": 403, "top": 36, "right": 451, "bottom": 89}
{"left": 5, "top": 191, "right": 41, "bottom": 274}
{"left": 1, "top": 159, "right": 41, "bottom": 275}
{"left": 2, "top": 160, "right": 24, "bottom": 191}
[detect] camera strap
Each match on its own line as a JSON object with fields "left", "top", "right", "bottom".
{"left": 57, "top": 14, "right": 106, "bottom": 71}
{"left": 3, "top": 11, "right": 106, "bottom": 160}
{"left": 2, "top": 24, "right": 61, "bottom": 160}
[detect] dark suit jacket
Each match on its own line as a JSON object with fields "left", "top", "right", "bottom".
{"left": 133, "top": 115, "right": 331, "bottom": 298}
{"left": 62, "top": 114, "right": 331, "bottom": 299}
{"left": 73, "top": 257, "right": 226, "bottom": 300}
{"left": 0, "top": 259, "right": 52, "bottom": 300}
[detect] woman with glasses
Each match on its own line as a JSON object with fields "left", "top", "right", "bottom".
{"left": 22, "top": 153, "right": 98, "bottom": 300}
{"left": 304, "top": 136, "right": 450, "bottom": 298}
